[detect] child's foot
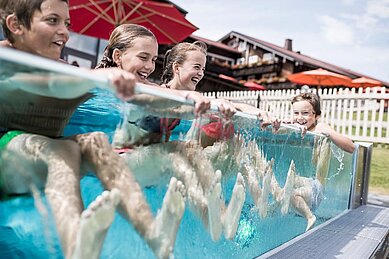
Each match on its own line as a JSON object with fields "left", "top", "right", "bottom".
{"left": 223, "top": 173, "right": 246, "bottom": 239}
{"left": 72, "top": 189, "right": 121, "bottom": 259}
{"left": 306, "top": 214, "right": 316, "bottom": 232}
{"left": 206, "top": 170, "right": 223, "bottom": 241}
{"left": 147, "top": 177, "right": 186, "bottom": 259}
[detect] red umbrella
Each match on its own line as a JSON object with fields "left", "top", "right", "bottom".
{"left": 287, "top": 68, "right": 352, "bottom": 89}
{"left": 218, "top": 74, "right": 238, "bottom": 82}
{"left": 350, "top": 77, "right": 382, "bottom": 88}
{"left": 244, "top": 81, "right": 266, "bottom": 90}
{"left": 69, "top": 0, "right": 198, "bottom": 44}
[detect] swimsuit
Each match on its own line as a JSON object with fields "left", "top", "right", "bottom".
{"left": 199, "top": 114, "right": 235, "bottom": 141}
{"left": 0, "top": 91, "right": 92, "bottom": 138}
{"left": 129, "top": 115, "right": 180, "bottom": 142}
{"left": 0, "top": 129, "right": 25, "bottom": 150}
{"left": 200, "top": 121, "right": 234, "bottom": 140}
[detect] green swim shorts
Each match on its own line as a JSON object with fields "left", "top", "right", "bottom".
{"left": 0, "top": 130, "right": 25, "bottom": 151}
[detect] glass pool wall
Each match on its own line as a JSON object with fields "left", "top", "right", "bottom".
{"left": 0, "top": 104, "right": 355, "bottom": 259}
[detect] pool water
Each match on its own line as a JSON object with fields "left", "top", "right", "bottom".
{"left": 0, "top": 89, "right": 355, "bottom": 258}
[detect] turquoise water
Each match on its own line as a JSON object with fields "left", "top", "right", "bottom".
{"left": 0, "top": 89, "right": 354, "bottom": 258}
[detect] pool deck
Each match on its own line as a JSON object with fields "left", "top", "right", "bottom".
{"left": 257, "top": 204, "right": 389, "bottom": 259}
{"left": 368, "top": 192, "right": 389, "bottom": 208}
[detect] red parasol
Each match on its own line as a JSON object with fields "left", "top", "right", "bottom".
{"left": 350, "top": 77, "right": 382, "bottom": 88}
{"left": 287, "top": 68, "right": 352, "bottom": 89}
{"left": 218, "top": 74, "right": 238, "bottom": 82}
{"left": 244, "top": 81, "right": 266, "bottom": 90}
{"left": 69, "top": 0, "right": 198, "bottom": 44}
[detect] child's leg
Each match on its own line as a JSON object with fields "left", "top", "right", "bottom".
{"left": 280, "top": 160, "right": 296, "bottom": 215}
{"left": 74, "top": 132, "right": 154, "bottom": 235}
{"left": 147, "top": 177, "right": 186, "bottom": 259}
{"left": 241, "top": 163, "right": 262, "bottom": 209}
{"left": 120, "top": 144, "right": 172, "bottom": 187}
{"left": 74, "top": 132, "right": 183, "bottom": 258}
{"left": 291, "top": 187, "right": 316, "bottom": 231}
{"left": 258, "top": 161, "right": 272, "bottom": 218}
{"left": 181, "top": 141, "right": 217, "bottom": 192}
{"left": 168, "top": 152, "right": 223, "bottom": 241}
{"left": 188, "top": 143, "right": 246, "bottom": 241}
{"left": 4, "top": 134, "right": 84, "bottom": 257}
{"left": 222, "top": 172, "right": 245, "bottom": 239}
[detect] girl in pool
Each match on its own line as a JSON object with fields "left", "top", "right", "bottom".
{"left": 156, "top": 41, "right": 246, "bottom": 241}
{"left": 97, "top": 28, "right": 244, "bottom": 241}
{"left": 0, "top": 1, "right": 186, "bottom": 258}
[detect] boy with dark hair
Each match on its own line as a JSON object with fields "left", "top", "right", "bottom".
{"left": 0, "top": 1, "right": 186, "bottom": 258}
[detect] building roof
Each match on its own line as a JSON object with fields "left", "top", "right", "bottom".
{"left": 219, "top": 31, "right": 388, "bottom": 84}
{"left": 189, "top": 35, "right": 241, "bottom": 55}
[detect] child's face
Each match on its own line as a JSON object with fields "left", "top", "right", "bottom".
{"left": 292, "top": 100, "right": 318, "bottom": 130}
{"left": 17, "top": 0, "right": 70, "bottom": 60}
{"left": 119, "top": 36, "right": 158, "bottom": 83}
{"left": 175, "top": 50, "right": 206, "bottom": 91}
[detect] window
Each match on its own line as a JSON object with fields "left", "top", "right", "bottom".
{"left": 263, "top": 53, "right": 274, "bottom": 62}
{"left": 248, "top": 55, "right": 259, "bottom": 65}
{"left": 67, "top": 32, "right": 98, "bottom": 56}
{"left": 238, "top": 41, "right": 247, "bottom": 52}
{"left": 227, "top": 39, "right": 239, "bottom": 48}
{"left": 237, "top": 57, "right": 245, "bottom": 65}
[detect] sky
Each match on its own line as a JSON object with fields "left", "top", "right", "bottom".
{"left": 172, "top": 0, "right": 389, "bottom": 82}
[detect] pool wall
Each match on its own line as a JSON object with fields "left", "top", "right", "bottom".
{"left": 0, "top": 99, "right": 358, "bottom": 259}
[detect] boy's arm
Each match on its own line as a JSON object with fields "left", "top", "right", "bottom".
{"left": 317, "top": 123, "right": 355, "bottom": 153}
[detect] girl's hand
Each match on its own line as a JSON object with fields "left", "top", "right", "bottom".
{"left": 94, "top": 68, "right": 136, "bottom": 100}
{"left": 184, "top": 91, "right": 211, "bottom": 116}
{"left": 212, "top": 99, "right": 236, "bottom": 118}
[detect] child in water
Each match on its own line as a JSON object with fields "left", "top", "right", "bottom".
{"left": 275, "top": 93, "right": 355, "bottom": 231}
{"left": 105, "top": 36, "right": 245, "bottom": 241}
{"left": 0, "top": 1, "right": 186, "bottom": 258}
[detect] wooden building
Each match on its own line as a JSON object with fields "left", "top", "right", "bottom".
{"left": 60, "top": 28, "right": 386, "bottom": 93}
{"left": 180, "top": 31, "right": 387, "bottom": 92}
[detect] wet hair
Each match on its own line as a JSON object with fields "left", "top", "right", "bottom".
{"left": 291, "top": 92, "right": 321, "bottom": 116}
{"left": 161, "top": 41, "right": 207, "bottom": 84}
{"left": 95, "top": 24, "right": 156, "bottom": 69}
{"left": 0, "top": 0, "right": 68, "bottom": 44}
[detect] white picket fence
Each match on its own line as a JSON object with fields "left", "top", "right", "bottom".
{"left": 204, "top": 87, "right": 389, "bottom": 144}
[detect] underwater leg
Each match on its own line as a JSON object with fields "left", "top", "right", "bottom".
{"left": 222, "top": 172, "right": 246, "bottom": 239}
{"left": 147, "top": 177, "right": 186, "bottom": 259}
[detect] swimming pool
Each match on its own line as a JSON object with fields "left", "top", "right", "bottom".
{"left": 0, "top": 88, "right": 355, "bottom": 258}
